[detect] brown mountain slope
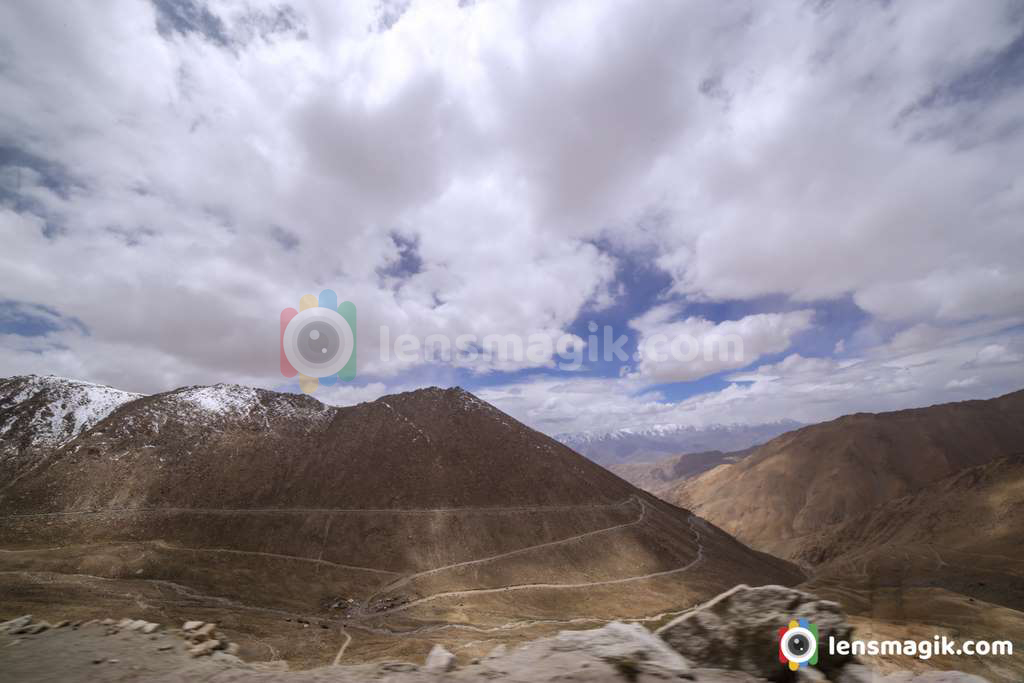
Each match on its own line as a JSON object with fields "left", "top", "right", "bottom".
{"left": 800, "top": 453, "right": 1024, "bottom": 605}
{"left": 0, "top": 377, "right": 801, "bottom": 667}
{"left": 798, "top": 455, "right": 1024, "bottom": 683}
{"left": 0, "top": 376, "right": 140, "bottom": 483}
{"left": 669, "top": 389, "right": 1024, "bottom": 558}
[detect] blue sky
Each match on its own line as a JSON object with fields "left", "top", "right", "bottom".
{"left": 1, "top": 1, "right": 1023, "bottom": 434}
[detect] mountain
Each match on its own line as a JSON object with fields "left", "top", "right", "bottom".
{"left": 799, "top": 453, "right": 1024, "bottom": 601}
{"left": 664, "top": 391, "right": 1024, "bottom": 683}
{"left": 0, "top": 375, "right": 141, "bottom": 483}
{"left": 669, "top": 389, "right": 1024, "bottom": 558}
{"left": 609, "top": 448, "right": 756, "bottom": 495}
{"left": 556, "top": 420, "right": 800, "bottom": 465}
{"left": 799, "top": 454, "right": 1024, "bottom": 683}
{"left": 0, "top": 375, "right": 802, "bottom": 668}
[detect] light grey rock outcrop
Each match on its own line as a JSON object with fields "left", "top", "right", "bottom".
{"left": 424, "top": 644, "right": 456, "bottom": 673}
{"left": 656, "top": 584, "right": 853, "bottom": 681}
{"left": 551, "top": 621, "right": 693, "bottom": 680}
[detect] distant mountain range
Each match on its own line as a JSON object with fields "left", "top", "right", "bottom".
{"left": 555, "top": 420, "right": 801, "bottom": 465}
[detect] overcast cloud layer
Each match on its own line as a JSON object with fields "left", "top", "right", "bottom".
{"left": 1, "top": 0, "right": 1023, "bottom": 435}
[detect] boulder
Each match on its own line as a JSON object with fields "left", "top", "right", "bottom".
{"left": 189, "top": 623, "right": 218, "bottom": 641}
{"left": 472, "top": 621, "right": 693, "bottom": 681}
{"left": 25, "top": 621, "right": 50, "bottom": 635}
{"left": 0, "top": 616, "right": 32, "bottom": 633}
{"left": 188, "top": 640, "right": 221, "bottom": 657}
{"left": 552, "top": 621, "right": 693, "bottom": 680}
{"left": 182, "top": 620, "right": 204, "bottom": 631}
{"left": 141, "top": 622, "right": 160, "bottom": 634}
{"left": 424, "top": 644, "right": 457, "bottom": 673}
{"left": 858, "top": 672, "right": 993, "bottom": 683}
{"left": 656, "top": 584, "right": 853, "bottom": 681}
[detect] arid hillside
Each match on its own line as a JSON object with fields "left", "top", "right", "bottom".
{"left": 662, "top": 392, "right": 1024, "bottom": 683}
{"left": 609, "top": 448, "right": 755, "bottom": 495}
{"left": 0, "top": 376, "right": 801, "bottom": 667}
{"left": 669, "top": 390, "right": 1024, "bottom": 558}
{"left": 799, "top": 455, "right": 1024, "bottom": 683}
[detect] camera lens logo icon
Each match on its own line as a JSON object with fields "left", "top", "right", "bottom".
{"left": 778, "top": 619, "right": 818, "bottom": 671}
{"left": 280, "top": 289, "right": 356, "bottom": 393}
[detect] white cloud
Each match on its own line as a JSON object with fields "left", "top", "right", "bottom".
{"left": 628, "top": 307, "right": 814, "bottom": 382}
{"left": 0, "top": 0, "right": 1021, "bottom": 425}
{"left": 967, "top": 343, "right": 1024, "bottom": 368}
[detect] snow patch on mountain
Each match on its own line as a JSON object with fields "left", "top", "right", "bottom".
{"left": 175, "top": 384, "right": 260, "bottom": 415}
{"left": 0, "top": 375, "right": 142, "bottom": 447}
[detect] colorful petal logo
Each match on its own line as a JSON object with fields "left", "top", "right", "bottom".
{"left": 778, "top": 618, "right": 819, "bottom": 671}
{"left": 280, "top": 289, "right": 356, "bottom": 393}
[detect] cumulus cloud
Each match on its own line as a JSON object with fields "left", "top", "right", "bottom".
{"left": 0, "top": 0, "right": 1022, "bottom": 430}
{"left": 628, "top": 306, "right": 815, "bottom": 382}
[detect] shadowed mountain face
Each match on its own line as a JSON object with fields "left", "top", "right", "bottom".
{"left": 800, "top": 453, "right": 1024, "bottom": 605}
{"left": 798, "top": 455, "right": 1024, "bottom": 683}
{"left": 0, "top": 376, "right": 802, "bottom": 667}
{"left": 669, "top": 390, "right": 1024, "bottom": 559}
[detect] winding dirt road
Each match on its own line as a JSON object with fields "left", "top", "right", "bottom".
{"left": 372, "top": 514, "right": 706, "bottom": 617}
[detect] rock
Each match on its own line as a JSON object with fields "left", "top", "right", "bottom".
{"left": 486, "top": 644, "right": 507, "bottom": 659}
{"left": 182, "top": 620, "right": 204, "bottom": 631}
{"left": 158, "top": 644, "right": 175, "bottom": 651}
{"left": 126, "top": 619, "right": 149, "bottom": 631}
{"left": 225, "top": 642, "right": 240, "bottom": 656}
{"left": 0, "top": 615, "right": 32, "bottom": 633}
{"left": 468, "top": 622, "right": 693, "bottom": 681}
{"left": 656, "top": 584, "right": 853, "bottom": 681}
{"left": 25, "top": 622, "right": 51, "bottom": 635}
{"left": 551, "top": 622, "right": 693, "bottom": 680}
{"left": 797, "top": 667, "right": 828, "bottom": 681}
{"left": 379, "top": 662, "right": 419, "bottom": 673}
{"left": 53, "top": 620, "right": 70, "bottom": 629}
{"left": 835, "top": 664, "right": 873, "bottom": 683}
{"left": 424, "top": 644, "right": 457, "bottom": 673}
{"left": 117, "top": 618, "right": 134, "bottom": 628}
{"left": 141, "top": 622, "right": 160, "bottom": 634}
{"left": 212, "top": 652, "right": 244, "bottom": 664}
{"left": 100, "top": 619, "right": 116, "bottom": 626}
{"left": 192, "top": 623, "right": 217, "bottom": 640}
{"left": 188, "top": 640, "right": 221, "bottom": 657}
{"left": 866, "top": 672, "right": 992, "bottom": 683}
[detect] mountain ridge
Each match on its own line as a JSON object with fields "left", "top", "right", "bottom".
{"left": 0, "top": 374, "right": 803, "bottom": 667}
{"left": 669, "top": 387, "right": 1024, "bottom": 558}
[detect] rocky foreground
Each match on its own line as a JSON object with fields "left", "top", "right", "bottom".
{"left": 0, "top": 586, "right": 989, "bottom": 683}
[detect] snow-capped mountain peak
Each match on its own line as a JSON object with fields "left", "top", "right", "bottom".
{"left": 0, "top": 374, "right": 143, "bottom": 450}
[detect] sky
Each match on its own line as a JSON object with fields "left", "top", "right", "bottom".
{"left": 1, "top": 0, "right": 1023, "bottom": 436}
